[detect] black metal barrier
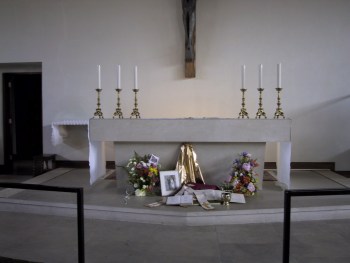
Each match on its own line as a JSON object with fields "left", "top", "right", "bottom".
{"left": 0, "top": 182, "right": 85, "bottom": 263}
{"left": 283, "top": 188, "right": 350, "bottom": 263}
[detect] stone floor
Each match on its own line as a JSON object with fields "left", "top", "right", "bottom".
{"left": 0, "top": 169, "right": 350, "bottom": 262}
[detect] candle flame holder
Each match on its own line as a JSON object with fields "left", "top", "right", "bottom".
{"left": 93, "top": 89, "right": 104, "bottom": 119}
{"left": 113, "top": 88, "right": 123, "bottom": 119}
{"left": 274, "top": 87, "right": 285, "bottom": 119}
{"left": 238, "top": 88, "right": 249, "bottom": 119}
{"left": 130, "top": 89, "right": 141, "bottom": 119}
{"left": 255, "top": 88, "right": 267, "bottom": 119}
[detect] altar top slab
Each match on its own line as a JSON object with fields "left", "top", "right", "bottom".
{"left": 89, "top": 118, "right": 291, "bottom": 143}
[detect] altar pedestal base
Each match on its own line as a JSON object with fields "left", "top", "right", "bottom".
{"left": 89, "top": 118, "right": 292, "bottom": 188}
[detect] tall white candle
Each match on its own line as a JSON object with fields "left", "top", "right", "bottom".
{"left": 277, "top": 63, "right": 282, "bottom": 88}
{"left": 98, "top": 65, "right": 101, "bottom": 90}
{"left": 259, "top": 64, "right": 263, "bottom": 89}
{"left": 241, "top": 65, "right": 246, "bottom": 90}
{"left": 134, "top": 66, "right": 138, "bottom": 90}
{"left": 117, "top": 65, "right": 121, "bottom": 90}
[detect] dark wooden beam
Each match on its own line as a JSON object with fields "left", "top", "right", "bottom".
{"left": 185, "top": 61, "right": 195, "bottom": 78}
{"left": 182, "top": 0, "right": 196, "bottom": 78}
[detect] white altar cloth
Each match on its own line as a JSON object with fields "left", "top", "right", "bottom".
{"left": 51, "top": 120, "right": 105, "bottom": 184}
{"left": 51, "top": 120, "right": 88, "bottom": 145}
{"left": 88, "top": 118, "right": 292, "bottom": 188}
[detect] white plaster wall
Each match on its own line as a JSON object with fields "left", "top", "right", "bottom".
{"left": 0, "top": 0, "right": 349, "bottom": 170}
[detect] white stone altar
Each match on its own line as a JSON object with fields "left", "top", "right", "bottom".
{"left": 88, "top": 118, "right": 292, "bottom": 189}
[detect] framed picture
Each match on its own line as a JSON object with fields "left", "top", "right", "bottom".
{"left": 148, "top": 154, "right": 159, "bottom": 166}
{"left": 160, "top": 170, "right": 181, "bottom": 196}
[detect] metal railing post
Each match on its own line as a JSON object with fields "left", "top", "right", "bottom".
{"left": 0, "top": 182, "right": 85, "bottom": 263}
{"left": 283, "top": 188, "right": 350, "bottom": 263}
{"left": 283, "top": 190, "right": 291, "bottom": 263}
{"left": 77, "top": 188, "right": 85, "bottom": 263}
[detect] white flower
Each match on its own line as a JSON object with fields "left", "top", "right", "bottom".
{"left": 247, "top": 182, "right": 256, "bottom": 192}
{"left": 133, "top": 183, "right": 139, "bottom": 188}
{"left": 135, "top": 189, "right": 146, "bottom": 196}
{"left": 142, "top": 185, "right": 147, "bottom": 189}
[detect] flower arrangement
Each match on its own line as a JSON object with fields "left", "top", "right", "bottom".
{"left": 222, "top": 152, "right": 259, "bottom": 196}
{"left": 125, "top": 152, "right": 161, "bottom": 196}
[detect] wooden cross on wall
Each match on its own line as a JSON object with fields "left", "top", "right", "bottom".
{"left": 182, "top": 0, "right": 196, "bottom": 78}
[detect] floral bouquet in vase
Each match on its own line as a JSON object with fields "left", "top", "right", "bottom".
{"left": 223, "top": 152, "right": 259, "bottom": 196}
{"left": 125, "top": 152, "right": 161, "bottom": 196}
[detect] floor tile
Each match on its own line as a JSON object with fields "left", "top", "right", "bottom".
{"left": 1, "top": 169, "right": 350, "bottom": 262}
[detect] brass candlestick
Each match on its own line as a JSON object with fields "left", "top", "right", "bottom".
{"left": 255, "top": 88, "right": 267, "bottom": 119}
{"left": 93, "top": 89, "right": 104, "bottom": 119}
{"left": 221, "top": 191, "right": 232, "bottom": 206}
{"left": 113, "top": 88, "right": 123, "bottom": 119}
{"left": 274, "top": 87, "right": 285, "bottom": 119}
{"left": 130, "top": 89, "right": 141, "bottom": 119}
{"left": 238, "top": 88, "right": 249, "bottom": 119}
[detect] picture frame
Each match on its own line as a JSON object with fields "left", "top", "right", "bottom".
{"left": 160, "top": 170, "right": 181, "bottom": 196}
{"left": 148, "top": 154, "right": 159, "bottom": 166}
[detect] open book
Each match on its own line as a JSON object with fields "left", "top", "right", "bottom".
{"left": 166, "top": 195, "right": 193, "bottom": 206}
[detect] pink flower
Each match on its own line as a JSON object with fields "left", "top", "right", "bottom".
{"left": 242, "top": 163, "right": 251, "bottom": 171}
{"left": 225, "top": 175, "right": 232, "bottom": 183}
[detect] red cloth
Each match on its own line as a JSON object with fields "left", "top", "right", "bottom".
{"left": 186, "top": 183, "right": 220, "bottom": 190}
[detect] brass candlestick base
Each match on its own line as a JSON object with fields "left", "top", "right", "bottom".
{"left": 238, "top": 88, "right": 249, "bottom": 119}
{"left": 130, "top": 89, "right": 141, "bottom": 119}
{"left": 93, "top": 89, "right": 104, "bottom": 119}
{"left": 274, "top": 87, "right": 285, "bottom": 119}
{"left": 255, "top": 88, "right": 267, "bottom": 119}
{"left": 113, "top": 88, "right": 123, "bottom": 119}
